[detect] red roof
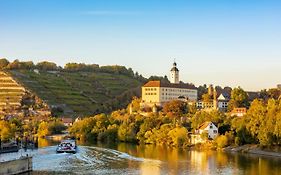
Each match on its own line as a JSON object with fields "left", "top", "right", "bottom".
{"left": 143, "top": 81, "right": 197, "bottom": 90}
{"left": 61, "top": 118, "right": 73, "bottom": 123}
{"left": 198, "top": 121, "right": 215, "bottom": 130}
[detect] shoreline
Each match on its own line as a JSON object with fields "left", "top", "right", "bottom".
{"left": 223, "top": 144, "right": 281, "bottom": 158}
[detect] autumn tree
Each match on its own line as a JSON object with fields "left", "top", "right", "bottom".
{"left": 163, "top": 100, "right": 187, "bottom": 117}
{"left": 0, "top": 58, "right": 9, "bottom": 69}
{"left": 202, "top": 93, "right": 212, "bottom": 102}
{"left": 228, "top": 87, "right": 249, "bottom": 111}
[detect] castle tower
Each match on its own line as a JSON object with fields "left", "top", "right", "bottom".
{"left": 213, "top": 88, "right": 218, "bottom": 110}
{"left": 170, "top": 62, "right": 179, "bottom": 84}
{"left": 208, "top": 84, "right": 214, "bottom": 97}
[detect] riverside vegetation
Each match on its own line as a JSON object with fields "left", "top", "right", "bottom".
{"left": 69, "top": 93, "right": 281, "bottom": 150}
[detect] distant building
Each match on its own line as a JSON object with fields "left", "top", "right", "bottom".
{"left": 61, "top": 118, "right": 73, "bottom": 127}
{"left": 196, "top": 85, "right": 230, "bottom": 111}
{"left": 33, "top": 69, "right": 40, "bottom": 74}
{"left": 191, "top": 121, "right": 218, "bottom": 144}
{"left": 231, "top": 107, "right": 247, "bottom": 117}
{"left": 141, "top": 62, "right": 197, "bottom": 107}
{"left": 247, "top": 91, "right": 260, "bottom": 101}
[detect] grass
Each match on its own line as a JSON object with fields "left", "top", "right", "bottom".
{"left": 8, "top": 70, "right": 143, "bottom": 116}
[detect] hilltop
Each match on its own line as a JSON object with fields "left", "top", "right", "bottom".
{"left": 0, "top": 59, "right": 146, "bottom": 117}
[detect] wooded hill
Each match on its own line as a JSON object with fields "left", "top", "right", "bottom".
{"left": 0, "top": 59, "right": 145, "bottom": 117}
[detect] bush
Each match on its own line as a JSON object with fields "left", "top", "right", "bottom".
{"left": 216, "top": 135, "right": 228, "bottom": 148}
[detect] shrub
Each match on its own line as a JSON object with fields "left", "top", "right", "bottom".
{"left": 216, "top": 135, "right": 228, "bottom": 148}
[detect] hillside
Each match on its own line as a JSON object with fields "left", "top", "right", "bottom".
{"left": 7, "top": 69, "right": 143, "bottom": 117}
{"left": 0, "top": 71, "right": 50, "bottom": 119}
{"left": 0, "top": 71, "right": 25, "bottom": 111}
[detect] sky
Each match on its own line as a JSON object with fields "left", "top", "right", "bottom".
{"left": 0, "top": 0, "right": 280, "bottom": 91}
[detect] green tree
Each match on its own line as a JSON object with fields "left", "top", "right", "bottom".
{"left": 36, "top": 61, "right": 58, "bottom": 71}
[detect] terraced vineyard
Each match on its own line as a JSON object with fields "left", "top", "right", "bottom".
{"left": 0, "top": 71, "right": 25, "bottom": 111}
{"left": 8, "top": 70, "right": 143, "bottom": 116}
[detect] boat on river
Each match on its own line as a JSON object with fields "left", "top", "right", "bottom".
{"left": 0, "top": 141, "right": 19, "bottom": 154}
{"left": 56, "top": 139, "right": 77, "bottom": 154}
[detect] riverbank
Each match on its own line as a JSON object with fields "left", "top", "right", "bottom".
{"left": 224, "top": 144, "right": 281, "bottom": 158}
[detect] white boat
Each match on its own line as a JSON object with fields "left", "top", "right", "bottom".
{"left": 56, "top": 139, "right": 77, "bottom": 154}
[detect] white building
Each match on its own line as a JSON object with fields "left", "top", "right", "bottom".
{"left": 141, "top": 81, "right": 198, "bottom": 107}
{"left": 191, "top": 121, "right": 218, "bottom": 144}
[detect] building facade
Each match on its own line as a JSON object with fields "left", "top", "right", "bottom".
{"left": 141, "top": 81, "right": 198, "bottom": 107}
{"left": 141, "top": 62, "right": 197, "bottom": 107}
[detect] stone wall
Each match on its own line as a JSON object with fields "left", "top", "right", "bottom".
{"left": 0, "top": 156, "right": 32, "bottom": 175}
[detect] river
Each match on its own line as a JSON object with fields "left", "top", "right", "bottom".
{"left": 1, "top": 139, "right": 281, "bottom": 175}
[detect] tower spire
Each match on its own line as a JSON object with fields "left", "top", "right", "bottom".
{"left": 170, "top": 60, "right": 179, "bottom": 84}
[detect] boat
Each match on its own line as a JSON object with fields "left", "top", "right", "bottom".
{"left": 0, "top": 141, "right": 19, "bottom": 154}
{"left": 56, "top": 139, "right": 77, "bottom": 154}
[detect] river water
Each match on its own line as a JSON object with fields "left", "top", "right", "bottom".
{"left": 1, "top": 139, "right": 281, "bottom": 175}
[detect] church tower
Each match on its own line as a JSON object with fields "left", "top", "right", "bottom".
{"left": 170, "top": 61, "right": 179, "bottom": 84}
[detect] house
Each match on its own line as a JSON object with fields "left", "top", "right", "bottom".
{"left": 191, "top": 121, "right": 218, "bottom": 144}
{"left": 231, "top": 107, "right": 247, "bottom": 117}
{"left": 216, "top": 93, "right": 230, "bottom": 111}
{"left": 61, "top": 117, "right": 73, "bottom": 127}
{"left": 247, "top": 91, "right": 260, "bottom": 101}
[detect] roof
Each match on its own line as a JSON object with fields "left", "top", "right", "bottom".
{"left": 61, "top": 117, "right": 73, "bottom": 123}
{"left": 217, "top": 93, "right": 230, "bottom": 101}
{"left": 170, "top": 67, "right": 179, "bottom": 72}
{"left": 198, "top": 121, "right": 215, "bottom": 130}
{"left": 231, "top": 107, "right": 247, "bottom": 113}
{"left": 170, "top": 62, "right": 179, "bottom": 71}
{"left": 143, "top": 80, "right": 197, "bottom": 90}
{"left": 247, "top": 91, "right": 260, "bottom": 101}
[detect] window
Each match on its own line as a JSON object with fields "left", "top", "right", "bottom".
{"left": 213, "top": 130, "right": 217, "bottom": 134}
{"left": 210, "top": 125, "right": 213, "bottom": 129}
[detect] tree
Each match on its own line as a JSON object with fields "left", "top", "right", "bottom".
{"left": 37, "top": 121, "right": 50, "bottom": 138}
{"left": 148, "top": 75, "right": 170, "bottom": 83}
{"left": 228, "top": 87, "right": 249, "bottom": 111}
{"left": 36, "top": 61, "right": 58, "bottom": 71}
{"left": 267, "top": 88, "right": 281, "bottom": 99}
{"left": 197, "top": 84, "right": 208, "bottom": 100}
{"left": 6, "top": 59, "right": 21, "bottom": 69}
{"left": 0, "top": 58, "right": 9, "bottom": 69}
{"left": 202, "top": 93, "right": 212, "bottom": 102}
{"left": 163, "top": 100, "right": 187, "bottom": 117}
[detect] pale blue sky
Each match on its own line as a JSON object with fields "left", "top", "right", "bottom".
{"left": 0, "top": 0, "right": 280, "bottom": 91}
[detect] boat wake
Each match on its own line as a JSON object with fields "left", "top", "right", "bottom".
{"left": 30, "top": 145, "right": 161, "bottom": 174}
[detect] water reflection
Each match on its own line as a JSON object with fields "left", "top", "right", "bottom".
{"left": 21, "top": 139, "right": 281, "bottom": 174}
